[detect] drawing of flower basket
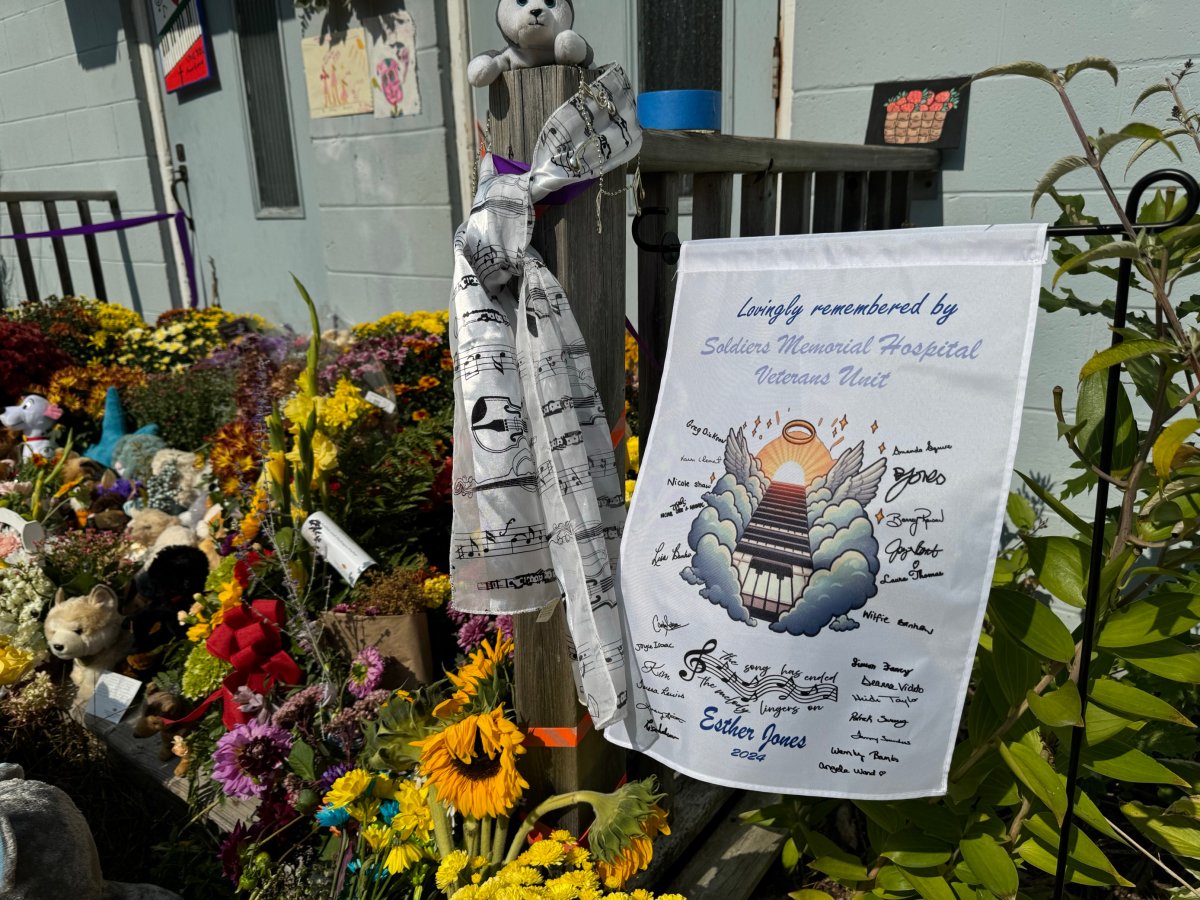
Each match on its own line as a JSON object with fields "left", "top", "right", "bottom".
{"left": 883, "top": 88, "right": 960, "bottom": 144}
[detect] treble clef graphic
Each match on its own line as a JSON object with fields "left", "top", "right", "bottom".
{"left": 679, "top": 639, "right": 718, "bottom": 682}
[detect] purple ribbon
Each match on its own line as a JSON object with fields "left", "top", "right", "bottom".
{"left": 0, "top": 210, "right": 199, "bottom": 309}
{"left": 493, "top": 154, "right": 597, "bottom": 207}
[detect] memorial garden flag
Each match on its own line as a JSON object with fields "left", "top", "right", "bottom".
{"left": 608, "top": 224, "right": 1047, "bottom": 798}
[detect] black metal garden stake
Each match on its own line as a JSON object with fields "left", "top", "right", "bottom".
{"left": 1048, "top": 168, "right": 1199, "bottom": 900}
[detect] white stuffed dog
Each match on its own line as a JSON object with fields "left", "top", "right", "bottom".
{"left": 44, "top": 586, "right": 130, "bottom": 708}
{"left": 468, "top": 0, "right": 594, "bottom": 88}
{"left": 1, "top": 395, "right": 63, "bottom": 461}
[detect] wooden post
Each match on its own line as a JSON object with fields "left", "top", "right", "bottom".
{"left": 489, "top": 66, "right": 627, "bottom": 831}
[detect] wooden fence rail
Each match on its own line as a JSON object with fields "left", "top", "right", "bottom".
{"left": 635, "top": 130, "right": 941, "bottom": 436}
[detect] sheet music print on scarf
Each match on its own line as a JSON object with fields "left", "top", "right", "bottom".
{"left": 450, "top": 65, "right": 641, "bottom": 729}
{"left": 608, "top": 225, "right": 1047, "bottom": 798}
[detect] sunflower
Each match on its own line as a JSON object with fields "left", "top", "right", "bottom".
{"left": 412, "top": 706, "right": 528, "bottom": 819}
{"left": 434, "top": 633, "right": 515, "bottom": 719}
{"left": 596, "top": 803, "right": 670, "bottom": 889}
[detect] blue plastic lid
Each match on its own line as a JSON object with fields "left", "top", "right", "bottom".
{"left": 637, "top": 90, "right": 722, "bottom": 132}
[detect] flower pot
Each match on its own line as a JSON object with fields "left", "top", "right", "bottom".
{"left": 319, "top": 611, "right": 435, "bottom": 689}
{"left": 883, "top": 109, "right": 947, "bottom": 145}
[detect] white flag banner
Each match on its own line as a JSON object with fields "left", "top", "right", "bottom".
{"left": 607, "top": 224, "right": 1046, "bottom": 799}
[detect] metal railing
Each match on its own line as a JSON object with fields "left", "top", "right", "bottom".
{"left": 0, "top": 190, "right": 121, "bottom": 304}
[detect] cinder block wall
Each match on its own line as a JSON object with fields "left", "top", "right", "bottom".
{"left": 789, "top": 0, "right": 1199, "bottom": 496}
{"left": 0, "top": 0, "right": 175, "bottom": 318}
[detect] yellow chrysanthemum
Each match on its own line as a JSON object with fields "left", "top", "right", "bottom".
{"left": 390, "top": 780, "right": 433, "bottom": 840}
{"left": 626, "top": 436, "right": 640, "bottom": 474}
{"left": 324, "top": 769, "right": 372, "bottom": 808}
{"left": 437, "top": 850, "right": 471, "bottom": 891}
{"left": 625, "top": 479, "right": 636, "bottom": 504}
{"left": 412, "top": 706, "right": 528, "bottom": 819}
{"left": 519, "top": 838, "right": 566, "bottom": 868}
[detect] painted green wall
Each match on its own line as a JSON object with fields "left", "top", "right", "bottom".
{"left": 789, "top": 0, "right": 1199, "bottom": 497}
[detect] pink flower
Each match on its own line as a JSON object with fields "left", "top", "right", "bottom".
{"left": 901, "top": 102, "right": 915, "bottom": 113}
{"left": 934, "top": 90, "right": 951, "bottom": 103}
{"left": 211, "top": 721, "right": 293, "bottom": 799}
{"left": 0, "top": 532, "right": 21, "bottom": 560}
{"left": 906, "top": 89, "right": 923, "bottom": 103}
{"left": 347, "top": 646, "right": 385, "bottom": 699}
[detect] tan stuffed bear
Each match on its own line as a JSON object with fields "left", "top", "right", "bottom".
{"left": 126, "top": 507, "right": 195, "bottom": 564}
{"left": 468, "top": 0, "right": 594, "bottom": 88}
{"left": 43, "top": 586, "right": 130, "bottom": 710}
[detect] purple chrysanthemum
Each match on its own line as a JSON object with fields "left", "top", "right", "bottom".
{"left": 347, "top": 646, "right": 385, "bottom": 699}
{"left": 448, "top": 607, "right": 515, "bottom": 652}
{"left": 212, "top": 720, "right": 293, "bottom": 799}
{"left": 319, "top": 761, "right": 354, "bottom": 792}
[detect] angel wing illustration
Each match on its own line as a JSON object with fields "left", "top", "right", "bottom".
{"left": 723, "top": 427, "right": 755, "bottom": 487}
{"left": 807, "top": 441, "right": 887, "bottom": 526}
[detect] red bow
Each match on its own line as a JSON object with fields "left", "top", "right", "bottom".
{"left": 166, "top": 599, "right": 303, "bottom": 730}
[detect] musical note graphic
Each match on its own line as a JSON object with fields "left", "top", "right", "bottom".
{"left": 453, "top": 519, "right": 549, "bottom": 561}
{"left": 679, "top": 640, "right": 839, "bottom": 704}
{"left": 456, "top": 346, "right": 517, "bottom": 381}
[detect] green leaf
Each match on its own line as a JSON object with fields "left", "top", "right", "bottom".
{"left": 1024, "top": 536, "right": 1089, "bottom": 608}
{"left": 1098, "top": 593, "right": 1200, "bottom": 647}
{"left": 880, "top": 831, "right": 954, "bottom": 868}
{"left": 1117, "top": 638, "right": 1200, "bottom": 683}
{"left": 1079, "top": 338, "right": 1177, "bottom": 380}
{"left": 1054, "top": 240, "right": 1142, "bottom": 287}
{"left": 1153, "top": 417, "right": 1200, "bottom": 477}
{"left": 1018, "top": 472, "right": 1090, "bottom": 534}
{"left": 989, "top": 588, "right": 1076, "bottom": 663}
{"left": 788, "top": 892, "right": 835, "bottom": 900}
{"left": 959, "top": 833, "right": 1019, "bottom": 899}
{"left": 1133, "top": 82, "right": 1173, "bottom": 111}
{"left": 1023, "top": 812, "right": 1133, "bottom": 884}
{"left": 1095, "top": 123, "right": 1181, "bottom": 164}
{"left": 1031, "top": 155, "right": 1089, "bottom": 212}
{"left": 898, "top": 867, "right": 958, "bottom": 900}
{"left": 1091, "top": 676, "right": 1195, "bottom": 726}
{"left": 1075, "top": 371, "right": 1139, "bottom": 472}
{"left": 1063, "top": 56, "right": 1118, "bottom": 85}
{"left": 875, "top": 866, "right": 914, "bottom": 892}
{"left": 1084, "top": 704, "right": 1141, "bottom": 746}
{"left": 288, "top": 739, "right": 316, "bottom": 781}
{"left": 854, "top": 800, "right": 907, "bottom": 833}
{"left": 808, "top": 855, "right": 870, "bottom": 881}
{"left": 1006, "top": 492, "right": 1037, "bottom": 530}
{"left": 1126, "top": 126, "right": 1191, "bottom": 173}
{"left": 972, "top": 60, "right": 1058, "bottom": 85}
{"left": 1017, "top": 839, "right": 1118, "bottom": 886}
{"left": 1122, "top": 801, "right": 1200, "bottom": 859}
{"left": 993, "top": 630, "right": 1041, "bottom": 707}
{"left": 780, "top": 836, "right": 800, "bottom": 870}
{"left": 1084, "top": 743, "right": 1190, "bottom": 786}
{"left": 1027, "top": 681, "right": 1083, "bottom": 727}
{"left": 999, "top": 742, "right": 1067, "bottom": 823}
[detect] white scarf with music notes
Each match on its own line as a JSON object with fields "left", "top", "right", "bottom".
{"left": 448, "top": 65, "right": 641, "bottom": 728}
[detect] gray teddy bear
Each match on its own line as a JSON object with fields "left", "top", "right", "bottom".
{"left": 468, "top": 0, "right": 594, "bottom": 87}
{"left": 0, "top": 763, "right": 181, "bottom": 899}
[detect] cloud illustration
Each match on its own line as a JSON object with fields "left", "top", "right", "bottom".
{"left": 828, "top": 614, "right": 860, "bottom": 632}
{"left": 810, "top": 511, "right": 880, "bottom": 575}
{"left": 770, "top": 551, "right": 878, "bottom": 636}
{"left": 688, "top": 506, "right": 739, "bottom": 554}
{"left": 681, "top": 533, "right": 751, "bottom": 623}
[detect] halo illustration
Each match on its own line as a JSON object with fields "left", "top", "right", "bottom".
{"left": 783, "top": 419, "right": 817, "bottom": 445}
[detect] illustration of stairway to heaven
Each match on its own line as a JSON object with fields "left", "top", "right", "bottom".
{"left": 731, "top": 480, "right": 814, "bottom": 621}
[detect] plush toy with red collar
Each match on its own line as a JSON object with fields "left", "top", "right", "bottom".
{"left": 0, "top": 395, "right": 63, "bottom": 462}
